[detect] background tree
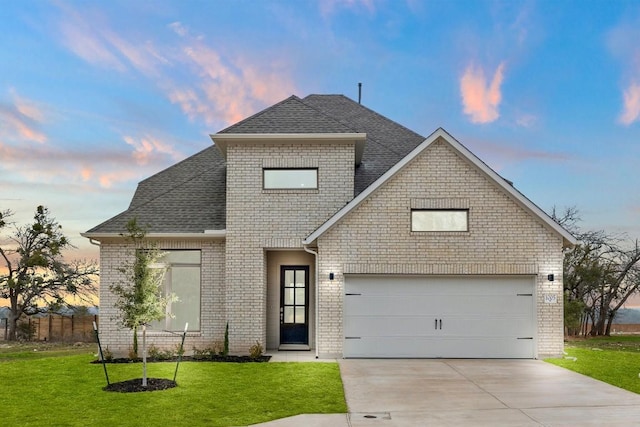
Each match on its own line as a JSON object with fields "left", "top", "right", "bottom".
{"left": 554, "top": 207, "right": 640, "bottom": 336}
{"left": 110, "top": 218, "right": 175, "bottom": 387}
{"left": 0, "top": 206, "right": 98, "bottom": 340}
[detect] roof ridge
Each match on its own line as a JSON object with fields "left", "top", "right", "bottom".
{"left": 305, "top": 94, "right": 425, "bottom": 140}
{"left": 296, "top": 95, "right": 360, "bottom": 134}
{"left": 218, "top": 95, "right": 301, "bottom": 134}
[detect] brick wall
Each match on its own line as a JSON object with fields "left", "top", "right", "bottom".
{"left": 98, "top": 238, "right": 225, "bottom": 355}
{"left": 316, "top": 137, "right": 565, "bottom": 358}
{"left": 224, "top": 141, "right": 355, "bottom": 352}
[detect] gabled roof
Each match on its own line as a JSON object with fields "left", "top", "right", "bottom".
{"left": 303, "top": 128, "right": 578, "bottom": 248}
{"left": 85, "top": 94, "right": 425, "bottom": 236}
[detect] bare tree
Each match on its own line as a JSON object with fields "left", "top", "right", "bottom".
{"left": 0, "top": 206, "right": 98, "bottom": 340}
{"left": 553, "top": 206, "right": 640, "bottom": 336}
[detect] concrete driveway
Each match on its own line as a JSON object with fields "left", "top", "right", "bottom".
{"left": 340, "top": 359, "right": 640, "bottom": 426}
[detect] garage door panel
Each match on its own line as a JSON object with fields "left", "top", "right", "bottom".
{"left": 345, "top": 295, "right": 443, "bottom": 316}
{"left": 344, "top": 336, "right": 535, "bottom": 359}
{"left": 343, "top": 275, "right": 536, "bottom": 358}
{"left": 345, "top": 315, "right": 442, "bottom": 337}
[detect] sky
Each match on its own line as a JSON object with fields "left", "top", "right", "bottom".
{"left": 1, "top": 0, "right": 639, "bottom": 266}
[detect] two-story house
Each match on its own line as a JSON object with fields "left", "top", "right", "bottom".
{"left": 83, "top": 94, "right": 575, "bottom": 359}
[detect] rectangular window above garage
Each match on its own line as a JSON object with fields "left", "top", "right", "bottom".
{"left": 263, "top": 168, "right": 318, "bottom": 189}
{"left": 411, "top": 209, "right": 469, "bottom": 232}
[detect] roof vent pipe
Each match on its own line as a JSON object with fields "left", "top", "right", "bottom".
{"left": 358, "top": 82, "right": 362, "bottom": 104}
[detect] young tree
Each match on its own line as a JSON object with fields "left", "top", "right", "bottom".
{"left": 110, "top": 218, "right": 175, "bottom": 387}
{"left": 0, "top": 206, "right": 97, "bottom": 340}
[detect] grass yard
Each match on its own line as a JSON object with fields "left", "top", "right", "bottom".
{"left": 0, "top": 344, "right": 347, "bottom": 427}
{"left": 546, "top": 335, "right": 640, "bottom": 394}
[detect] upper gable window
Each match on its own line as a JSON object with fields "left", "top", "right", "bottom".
{"left": 263, "top": 168, "right": 318, "bottom": 189}
{"left": 411, "top": 209, "right": 468, "bottom": 232}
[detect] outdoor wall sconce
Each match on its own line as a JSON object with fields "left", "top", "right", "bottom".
{"left": 547, "top": 274, "right": 554, "bottom": 282}
{"left": 329, "top": 272, "right": 335, "bottom": 281}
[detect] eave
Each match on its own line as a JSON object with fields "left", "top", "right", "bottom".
{"left": 81, "top": 230, "right": 227, "bottom": 241}
{"left": 303, "top": 128, "right": 578, "bottom": 248}
{"left": 210, "top": 133, "right": 367, "bottom": 165}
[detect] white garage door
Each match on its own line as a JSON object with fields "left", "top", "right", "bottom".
{"left": 344, "top": 275, "right": 536, "bottom": 358}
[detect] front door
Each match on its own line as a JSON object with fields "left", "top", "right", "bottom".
{"left": 280, "top": 266, "right": 309, "bottom": 345}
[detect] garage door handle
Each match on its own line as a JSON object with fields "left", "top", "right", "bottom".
{"left": 435, "top": 319, "right": 442, "bottom": 330}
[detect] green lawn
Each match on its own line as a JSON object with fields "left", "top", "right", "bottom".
{"left": 0, "top": 346, "right": 347, "bottom": 427}
{"left": 546, "top": 336, "right": 640, "bottom": 394}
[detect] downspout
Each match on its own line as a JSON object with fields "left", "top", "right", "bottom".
{"left": 303, "top": 244, "right": 319, "bottom": 359}
{"left": 88, "top": 238, "right": 101, "bottom": 246}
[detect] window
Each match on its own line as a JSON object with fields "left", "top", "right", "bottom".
{"left": 263, "top": 168, "right": 318, "bottom": 189}
{"left": 151, "top": 250, "right": 201, "bottom": 332}
{"left": 411, "top": 210, "right": 468, "bottom": 232}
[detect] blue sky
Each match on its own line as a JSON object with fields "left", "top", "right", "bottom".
{"left": 1, "top": 0, "right": 639, "bottom": 262}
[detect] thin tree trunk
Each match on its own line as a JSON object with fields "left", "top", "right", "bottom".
{"left": 142, "top": 324, "right": 147, "bottom": 387}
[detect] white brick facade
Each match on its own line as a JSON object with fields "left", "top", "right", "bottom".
{"left": 224, "top": 140, "right": 355, "bottom": 352}
{"left": 315, "top": 138, "right": 565, "bottom": 358}
{"left": 94, "top": 132, "right": 568, "bottom": 358}
{"left": 97, "top": 238, "right": 225, "bottom": 355}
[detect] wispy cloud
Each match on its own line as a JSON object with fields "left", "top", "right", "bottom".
{"left": 460, "top": 62, "right": 505, "bottom": 124}
{"left": 55, "top": 4, "right": 296, "bottom": 129}
{"left": 165, "top": 22, "right": 296, "bottom": 125}
{"left": 464, "top": 137, "right": 571, "bottom": 171}
{"left": 607, "top": 19, "right": 640, "bottom": 126}
{"left": 619, "top": 82, "right": 640, "bottom": 125}
{"left": 319, "top": 0, "right": 377, "bottom": 18}
{"left": 0, "top": 90, "right": 49, "bottom": 144}
{"left": 123, "top": 134, "right": 182, "bottom": 166}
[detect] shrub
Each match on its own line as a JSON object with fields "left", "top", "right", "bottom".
{"left": 223, "top": 322, "right": 229, "bottom": 356}
{"left": 128, "top": 346, "right": 138, "bottom": 360}
{"left": 249, "top": 341, "right": 263, "bottom": 359}
{"left": 102, "top": 346, "right": 113, "bottom": 361}
{"left": 16, "top": 321, "right": 36, "bottom": 341}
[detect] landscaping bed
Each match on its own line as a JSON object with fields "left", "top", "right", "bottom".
{"left": 93, "top": 354, "right": 271, "bottom": 364}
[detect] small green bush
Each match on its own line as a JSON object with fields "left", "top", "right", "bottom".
{"left": 223, "top": 322, "right": 229, "bottom": 356}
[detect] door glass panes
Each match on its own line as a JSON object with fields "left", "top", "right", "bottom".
{"left": 284, "top": 307, "right": 294, "bottom": 323}
{"left": 282, "top": 267, "right": 307, "bottom": 324}
{"left": 284, "top": 288, "right": 294, "bottom": 305}
{"left": 285, "top": 270, "right": 295, "bottom": 286}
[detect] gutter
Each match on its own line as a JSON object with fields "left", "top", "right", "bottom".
{"left": 303, "top": 244, "right": 319, "bottom": 359}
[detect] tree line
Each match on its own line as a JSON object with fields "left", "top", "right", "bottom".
{"left": 554, "top": 207, "right": 640, "bottom": 336}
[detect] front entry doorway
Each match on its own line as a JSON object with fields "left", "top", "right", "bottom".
{"left": 280, "top": 266, "right": 309, "bottom": 345}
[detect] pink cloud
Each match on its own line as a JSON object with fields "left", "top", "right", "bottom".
{"left": 123, "top": 134, "right": 181, "bottom": 166}
{"left": 460, "top": 62, "right": 506, "bottom": 124}
{"left": 619, "top": 82, "right": 640, "bottom": 125}
{"left": 55, "top": 5, "right": 296, "bottom": 129}
{"left": 0, "top": 92, "right": 48, "bottom": 144}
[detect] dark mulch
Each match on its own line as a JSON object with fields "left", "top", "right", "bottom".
{"left": 103, "top": 378, "right": 177, "bottom": 393}
{"left": 92, "top": 355, "right": 271, "bottom": 364}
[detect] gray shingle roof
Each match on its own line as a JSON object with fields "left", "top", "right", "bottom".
{"left": 86, "top": 94, "right": 424, "bottom": 234}
{"left": 86, "top": 147, "right": 226, "bottom": 233}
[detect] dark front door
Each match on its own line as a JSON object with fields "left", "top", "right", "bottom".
{"left": 280, "top": 266, "right": 309, "bottom": 345}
